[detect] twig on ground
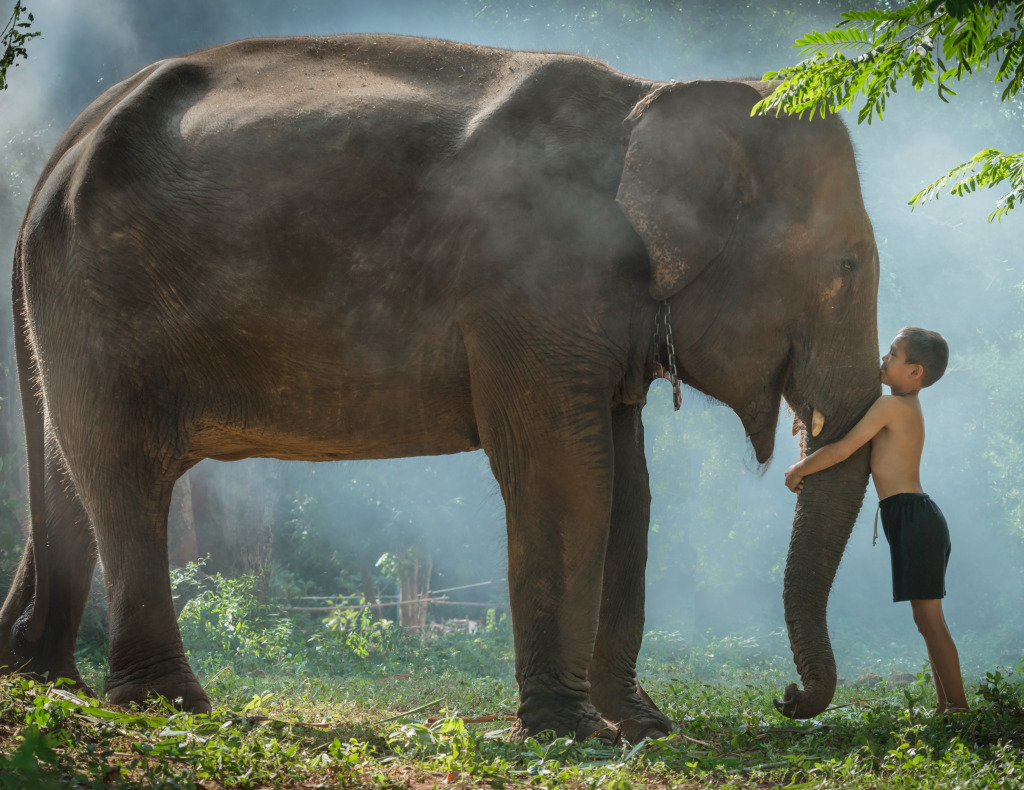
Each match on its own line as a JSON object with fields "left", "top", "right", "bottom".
{"left": 371, "top": 697, "right": 445, "bottom": 725}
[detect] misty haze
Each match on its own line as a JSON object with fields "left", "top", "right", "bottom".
{"left": 1, "top": 0, "right": 1022, "bottom": 714}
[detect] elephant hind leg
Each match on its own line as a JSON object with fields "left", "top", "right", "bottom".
{"left": 92, "top": 471, "right": 209, "bottom": 714}
{"left": 0, "top": 436, "right": 97, "bottom": 695}
{"left": 92, "top": 475, "right": 210, "bottom": 714}
{"left": 54, "top": 405, "right": 210, "bottom": 714}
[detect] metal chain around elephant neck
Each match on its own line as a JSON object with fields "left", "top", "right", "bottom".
{"left": 654, "top": 300, "right": 682, "bottom": 411}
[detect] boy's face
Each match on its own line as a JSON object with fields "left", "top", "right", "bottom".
{"left": 880, "top": 337, "right": 922, "bottom": 393}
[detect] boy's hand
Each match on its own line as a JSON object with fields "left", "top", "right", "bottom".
{"left": 785, "top": 464, "right": 804, "bottom": 493}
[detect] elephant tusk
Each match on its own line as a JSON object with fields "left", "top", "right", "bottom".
{"left": 811, "top": 409, "right": 825, "bottom": 437}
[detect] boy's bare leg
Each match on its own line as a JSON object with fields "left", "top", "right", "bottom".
{"left": 927, "top": 648, "right": 947, "bottom": 713}
{"left": 911, "top": 599, "right": 969, "bottom": 711}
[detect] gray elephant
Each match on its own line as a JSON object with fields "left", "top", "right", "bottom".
{"left": 1, "top": 34, "right": 879, "bottom": 742}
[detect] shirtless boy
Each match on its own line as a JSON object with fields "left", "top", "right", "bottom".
{"left": 784, "top": 327, "right": 968, "bottom": 713}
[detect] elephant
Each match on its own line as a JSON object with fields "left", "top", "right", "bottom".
{"left": 1, "top": 34, "right": 880, "bottom": 742}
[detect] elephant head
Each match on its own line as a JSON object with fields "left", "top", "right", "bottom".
{"left": 617, "top": 80, "right": 880, "bottom": 718}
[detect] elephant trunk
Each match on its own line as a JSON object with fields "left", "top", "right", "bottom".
{"left": 775, "top": 445, "right": 870, "bottom": 718}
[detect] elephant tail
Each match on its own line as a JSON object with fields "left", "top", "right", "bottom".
{"left": 12, "top": 234, "right": 50, "bottom": 644}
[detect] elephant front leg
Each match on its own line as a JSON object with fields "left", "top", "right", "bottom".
{"left": 588, "top": 404, "right": 672, "bottom": 742}
{"left": 474, "top": 371, "right": 618, "bottom": 741}
{"left": 0, "top": 445, "right": 97, "bottom": 694}
{"left": 502, "top": 453, "right": 617, "bottom": 743}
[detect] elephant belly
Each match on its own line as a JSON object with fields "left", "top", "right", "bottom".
{"left": 185, "top": 340, "right": 481, "bottom": 464}
{"left": 191, "top": 409, "right": 482, "bottom": 463}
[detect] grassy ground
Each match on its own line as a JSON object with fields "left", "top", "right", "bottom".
{"left": 1, "top": 574, "right": 1022, "bottom": 788}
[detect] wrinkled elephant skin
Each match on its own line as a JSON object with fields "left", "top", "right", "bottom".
{"left": 2, "top": 35, "right": 879, "bottom": 740}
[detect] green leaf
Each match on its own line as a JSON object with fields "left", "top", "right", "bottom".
{"left": 909, "top": 149, "right": 1023, "bottom": 221}
{"left": 0, "top": 1, "right": 40, "bottom": 91}
{"left": 757, "top": 1, "right": 1023, "bottom": 219}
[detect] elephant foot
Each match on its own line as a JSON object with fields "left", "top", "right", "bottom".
{"left": 0, "top": 660, "right": 95, "bottom": 699}
{"left": 509, "top": 696, "right": 616, "bottom": 743}
{"left": 46, "top": 660, "right": 96, "bottom": 698}
{"left": 591, "top": 688, "right": 673, "bottom": 743}
{"left": 609, "top": 710, "right": 671, "bottom": 744}
{"left": 58, "top": 677, "right": 97, "bottom": 699}
{"left": 105, "top": 659, "right": 212, "bottom": 714}
{"left": 0, "top": 631, "right": 94, "bottom": 698}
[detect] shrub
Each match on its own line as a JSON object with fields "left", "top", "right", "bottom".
{"left": 174, "top": 565, "right": 297, "bottom": 662}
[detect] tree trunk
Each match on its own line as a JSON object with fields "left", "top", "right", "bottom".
{"left": 418, "top": 555, "right": 432, "bottom": 630}
{"left": 398, "top": 553, "right": 432, "bottom": 630}
{"left": 399, "top": 558, "right": 418, "bottom": 628}
{"left": 360, "top": 559, "right": 378, "bottom": 620}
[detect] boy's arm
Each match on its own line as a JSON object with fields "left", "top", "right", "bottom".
{"left": 784, "top": 397, "right": 894, "bottom": 492}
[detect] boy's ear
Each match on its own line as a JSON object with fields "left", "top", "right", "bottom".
{"left": 909, "top": 364, "right": 923, "bottom": 380}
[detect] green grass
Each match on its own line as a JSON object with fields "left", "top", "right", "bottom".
{"left": 1, "top": 572, "right": 1022, "bottom": 788}
{"left": 2, "top": 656, "right": 1023, "bottom": 789}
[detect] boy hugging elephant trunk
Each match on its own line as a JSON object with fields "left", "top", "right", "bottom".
{"left": 785, "top": 327, "right": 968, "bottom": 714}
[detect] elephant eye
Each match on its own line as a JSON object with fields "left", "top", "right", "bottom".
{"left": 841, "top": 258, "right": 856, "bottom": 271}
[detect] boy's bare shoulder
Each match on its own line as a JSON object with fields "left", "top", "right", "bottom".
{"left": 875, "top": 393, "right": 918, "bottom": 407}
{"left": 870, "top": 394, "right": 902, "bottom": 413}
{"left": 874, "top": 393, "right": 923, "bottom": 423}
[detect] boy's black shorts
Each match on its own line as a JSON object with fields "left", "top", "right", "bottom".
{"left": 879, "top": 492, "right": 950, "bottom": 602}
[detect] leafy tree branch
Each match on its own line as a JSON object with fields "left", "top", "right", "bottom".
{"left": 754, "top": 1, "right": 1024, "bottom": 221}
{"left": 1, "top": 1, "right": 38, "bottom": 92}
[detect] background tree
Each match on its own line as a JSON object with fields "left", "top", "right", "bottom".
{"left": 0, "top": 2, "right": 37, "bottom": 91}
{"left": 756, "top": 0, "right": 1024, "bottom": 220}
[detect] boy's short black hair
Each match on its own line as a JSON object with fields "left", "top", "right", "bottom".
{"left": 896, "top": 327, "right": 948, "bottom": 387}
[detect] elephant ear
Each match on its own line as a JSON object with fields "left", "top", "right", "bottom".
{"left": 616, "top": 80, "right": 762, "bottom": 301}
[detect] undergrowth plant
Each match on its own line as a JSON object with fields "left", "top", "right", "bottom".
{"left": 0, "top": 568, "right": 1019, "bottom": 788}
{"left": 0, "top": 663, "right": 1022, "bottom": 789}
{"left": 176, "top": 569, "right": 297, "bottom": 662}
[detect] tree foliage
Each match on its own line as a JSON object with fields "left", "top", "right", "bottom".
{"left": 0, "top": 1, "right": 38, "bottom": 92}
{"left": 755, "top": 1, "right": 1024, "bottom": 221}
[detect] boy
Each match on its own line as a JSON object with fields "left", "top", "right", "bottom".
{"left": 784, "top": 327, "right": 968, "bottom": 713}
